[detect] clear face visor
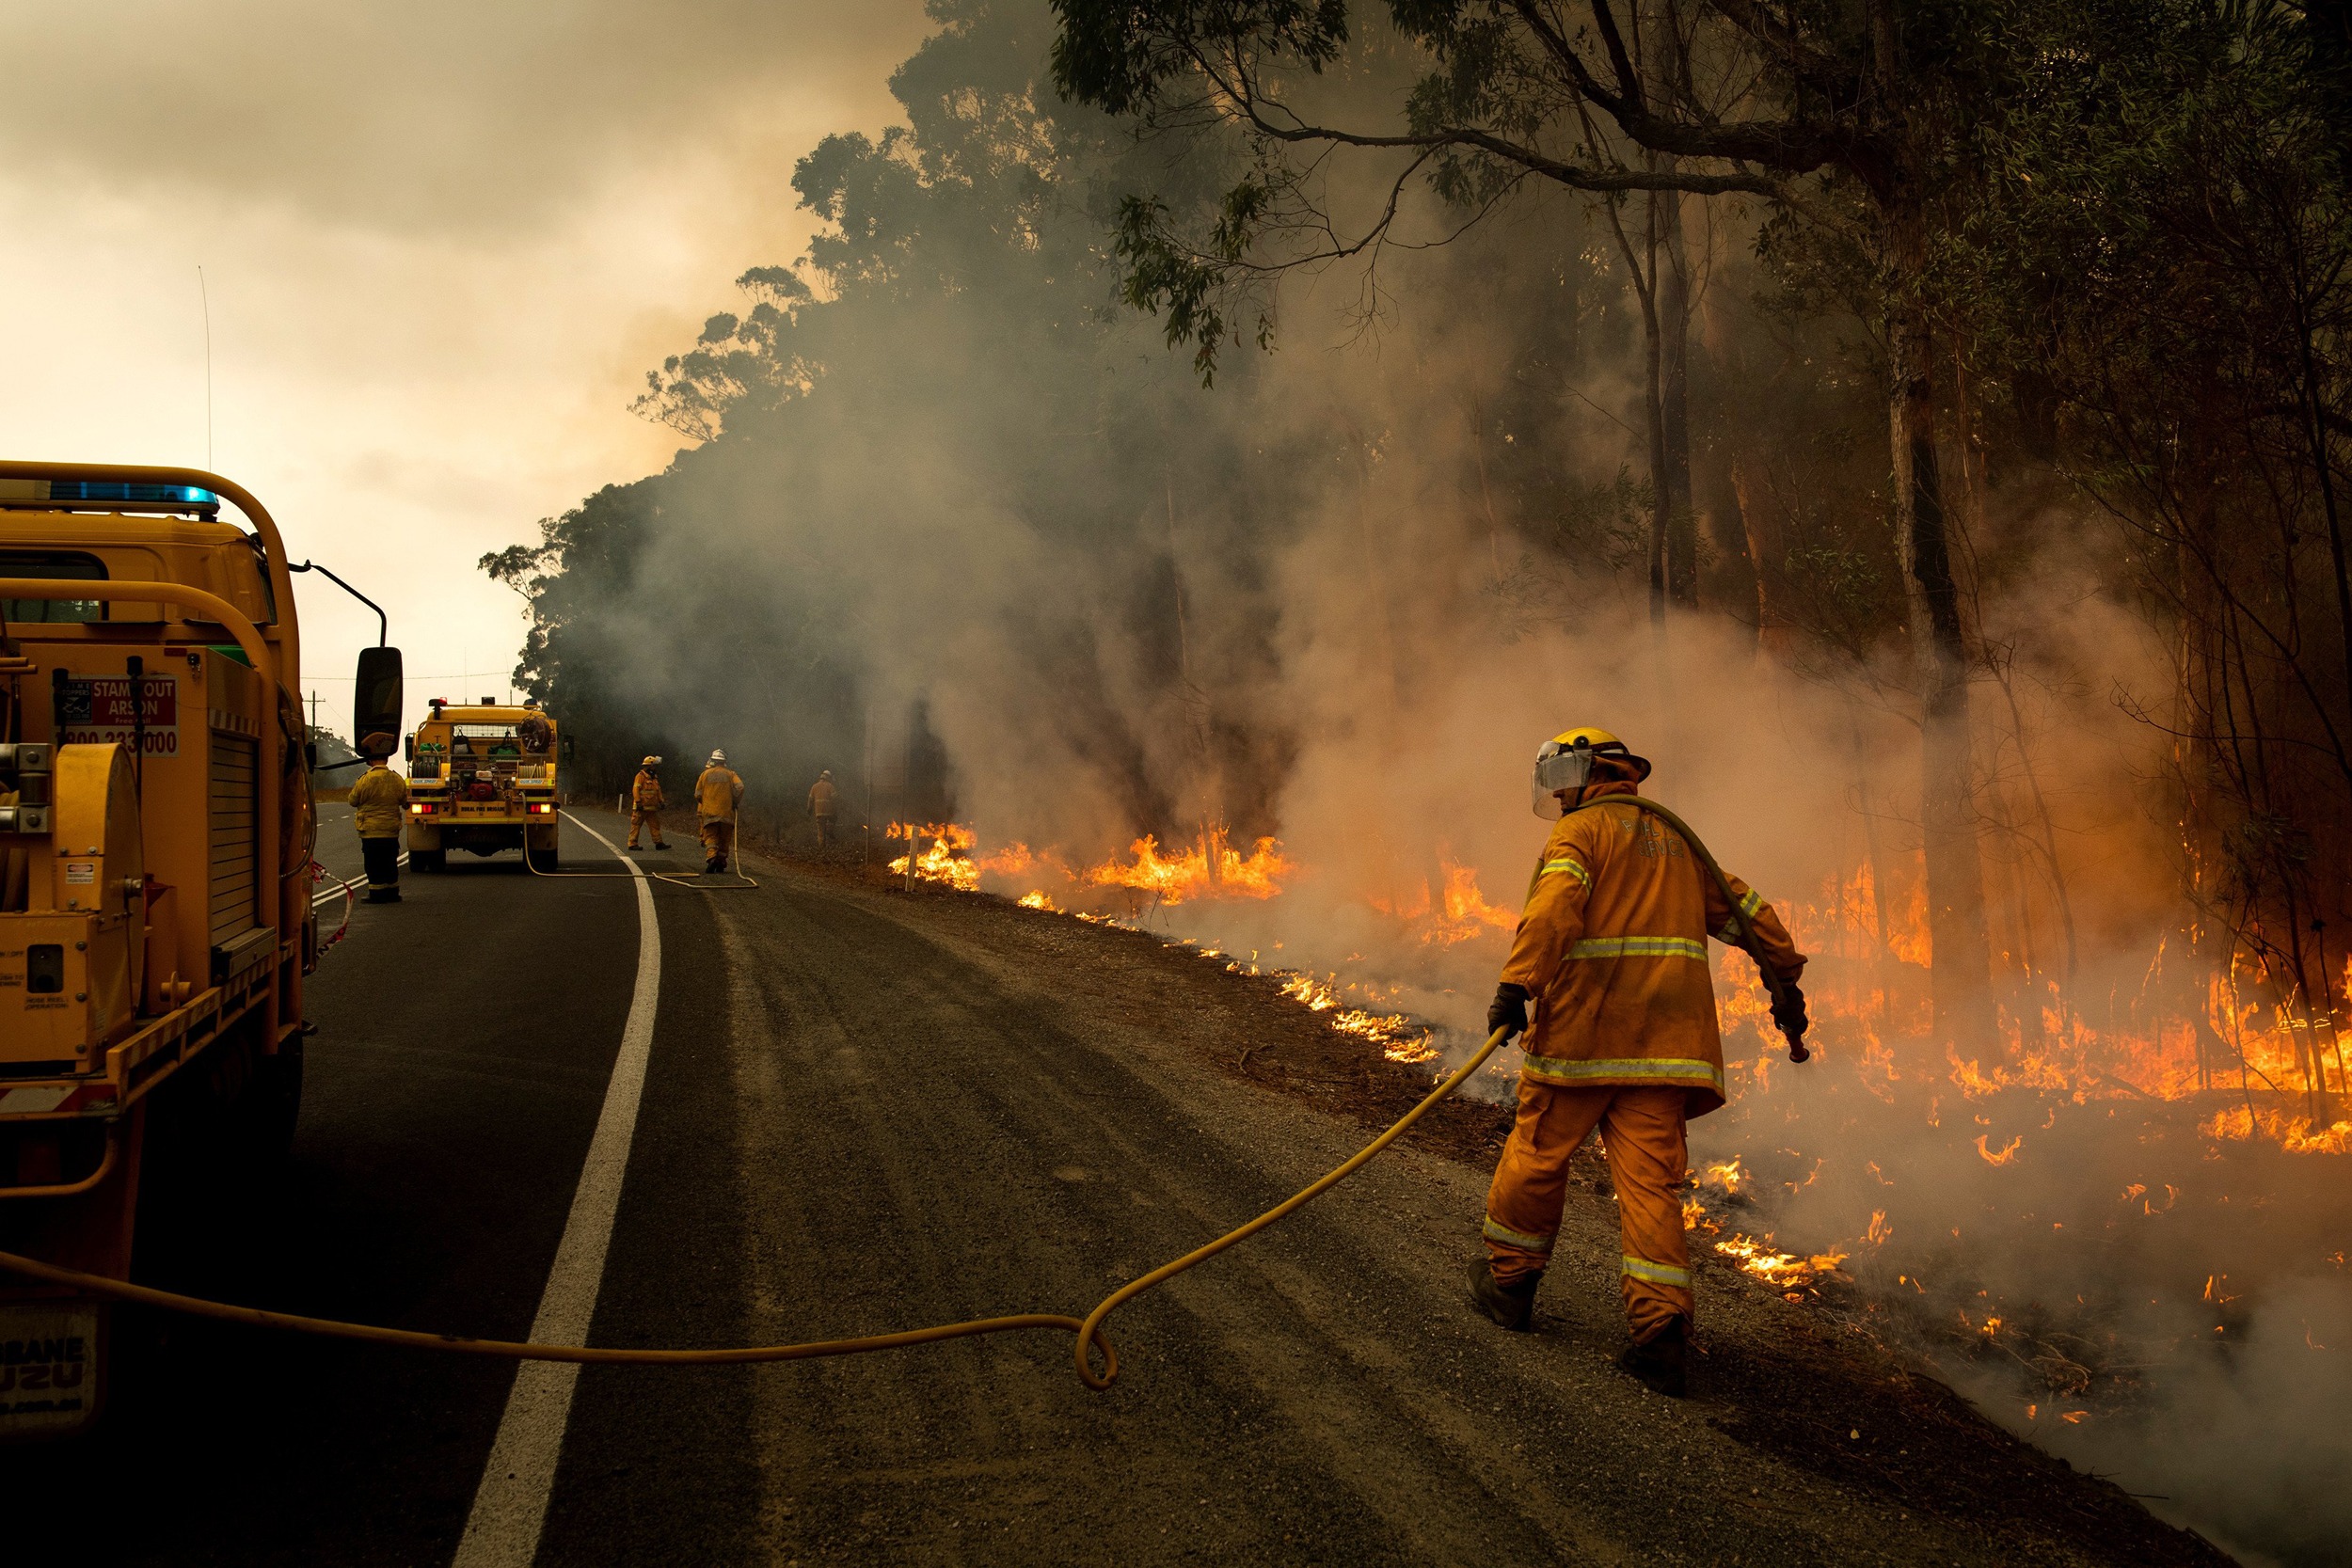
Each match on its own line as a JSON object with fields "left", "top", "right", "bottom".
{"left": 1531, "top": 747, "right": 1594, "bottom": 819}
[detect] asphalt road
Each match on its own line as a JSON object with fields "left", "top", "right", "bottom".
{"left": 7, "top": 808, "right": 2229, "bottom": 1568}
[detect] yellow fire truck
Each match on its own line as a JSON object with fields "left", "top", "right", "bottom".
{"left": 403, "top": 700, "right": 564, "bottom": 870}
{"left": 0, "top": 461, "right": 401, "bottom": 1438}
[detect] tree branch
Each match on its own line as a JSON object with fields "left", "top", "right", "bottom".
{"left": 1589, "top": 0, "right": 1650, "bottom": 111}
{"left": 1504, "top": 0, "right": 1850, "bottom": 173}
{"left": 1210, "top": 62, "right": 1780, "bottom": 196}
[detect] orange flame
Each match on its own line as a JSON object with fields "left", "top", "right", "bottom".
{"left": 1278, "top": 973, "right": 1438, "bottom": 1062}
{"left": 1714, "top": 1232, "right": 1849, "bottom": 1293}
{"left": 887, "top": 822, "right": 979, "bottom": 891}
{"left": 1084, "top": 829, "right": 1293, "bottom": 905}
{"left": 1975, "top": 1133, "right": 2025, "bottom": 1166}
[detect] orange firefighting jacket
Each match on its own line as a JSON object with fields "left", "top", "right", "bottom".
{"left": 807, "top": 777, "right": 837, "bottom": 817}
{"left": 695, "top": 766, "right": 743, "bottom": 821}
{"left": 1501, "top": 780, "right": 1804, "bottom": 1117}
{"left": 632, "top": 769, "right": 664, "bottom": 810}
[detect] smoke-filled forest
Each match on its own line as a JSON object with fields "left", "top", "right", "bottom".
{"left": 484, "top": 3, "right": 2351, "bottom": 1559}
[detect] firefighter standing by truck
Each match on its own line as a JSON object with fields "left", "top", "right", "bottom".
{"left": 628, "top": 755, "right": 668, "bottom": 851}
{"left": 345, "top": 732, "right": 409, "bottom": 902}
{"left": 696, "top": 749, "right": 744, "bottom": 874}
{"left": 1470, "top": 727, "right": 1807, "bottom": 1399}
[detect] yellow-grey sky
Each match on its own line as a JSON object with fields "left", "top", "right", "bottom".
{"left": 0, "top": 1, "right": 932, "bottom": 736}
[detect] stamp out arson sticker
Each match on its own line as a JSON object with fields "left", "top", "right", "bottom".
{"left": 58, "top": 673, "right": 179, "bottom": 757}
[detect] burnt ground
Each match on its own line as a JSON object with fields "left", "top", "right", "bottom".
{"left": 612, "top": 808, "right": 2235, "bottom": 1568}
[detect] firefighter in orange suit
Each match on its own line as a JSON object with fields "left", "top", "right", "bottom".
{"left": 628, "top": 756, "right": 668, "bottom": 851}
{"left": 1470, "top": 727, "right": 1807, "bottom": 1397}
{"left": 695, "top": 749, "right": 745, "bottom": 874}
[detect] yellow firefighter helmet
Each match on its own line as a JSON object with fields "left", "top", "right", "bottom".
{"left": 1532, "top": 726, "right": 1651, "bottom": 817}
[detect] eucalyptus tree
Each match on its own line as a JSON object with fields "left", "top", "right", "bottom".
{"left": 1052, "top": 0, "right": 2011, "bottom": 1044}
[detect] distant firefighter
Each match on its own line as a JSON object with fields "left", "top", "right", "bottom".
{"left": 695, "top": 749, "right": 745, "bottom": 874}
{"left": 628, "top": 755, "right": 668, "bottom": 851}
{"left": 346, "top": 732, "right": 410, "bottom": 903}
{"left": 808, "top": 768, "right": 838, "bottom": 848}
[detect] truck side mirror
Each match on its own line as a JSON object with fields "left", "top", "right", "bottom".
{"left": 355, "top": 646, "right": 405, "bottom": 744}
{"left": 404, "top": 735, "right": 414, "bottom": 763}
{"left": 561, "top": 734, "right": 576, "bottom": 761}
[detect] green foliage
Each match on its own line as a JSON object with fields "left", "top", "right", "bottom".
{"left": 1048, "top": 0, "right": 1351, "bottom": 115}
{"left": 479, "top": 483, "right": 676, "bottom": 792}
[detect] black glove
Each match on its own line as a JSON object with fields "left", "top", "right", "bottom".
{"left": 1770, "top": 979, "right": 1809, "bottom": 1043}
{"left": 1487, "top": 983, "right": 1532, "bottom": 1041}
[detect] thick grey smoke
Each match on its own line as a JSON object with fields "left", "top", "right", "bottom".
{"left": 497, "top": 7, "right": 2350, "bottom": 1562}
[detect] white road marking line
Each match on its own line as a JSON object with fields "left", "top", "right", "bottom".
{"left": 451, "top": 814, "right": 659, "bottom": 1568}
{"left": 310, "top": 852, "right": 409, "bottom": 908}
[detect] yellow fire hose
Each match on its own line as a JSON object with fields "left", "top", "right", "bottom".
{"left": 0, "top": 794, "right": 1803, "bottom": 1389}
{"left": 0, "top": 1028, "right": 1511, "bottom": 1390}
{"left": 519, "top": 810, "right": 760, "bottom": 890}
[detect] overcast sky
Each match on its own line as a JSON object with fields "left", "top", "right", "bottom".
{"left": 0, "top": 2, "right": 931, "bottom": 739}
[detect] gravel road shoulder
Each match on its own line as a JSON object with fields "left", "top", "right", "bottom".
{"left": 715, "top": 832, "right": 2233, "bottom": 1568}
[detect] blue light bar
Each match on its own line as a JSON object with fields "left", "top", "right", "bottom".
{"left": 41, "top": 481, "right": 219, "bottom": 509}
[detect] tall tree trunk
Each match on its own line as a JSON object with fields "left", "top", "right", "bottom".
{"left": 1638, "top": 203, "right": 1670, "bottom": 631}
{"left": 1659, "top": 186, "right": 1698, "bottom": 608}
{"left": 1729, "top": 457, "right": 1788, "bottom": 658}
{"left": 1887, "top": 208, "right": 1997, "bottom": 1053}
{"left": 1646, "top": 9, "right": 1699, "bottom": 609}
{"left": 1695, "top": 230, "right": 1773, "bottom": 652}
{"left": 1867, "top": 0, "right": 1995, "bottom": 1052}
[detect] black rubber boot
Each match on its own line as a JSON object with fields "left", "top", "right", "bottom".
{"left": 1467, "top": 1255, "right": 1541, "bottom": 1332}
{"left": 1617, "top": 1317, "right": 1690, "bottom": 1398}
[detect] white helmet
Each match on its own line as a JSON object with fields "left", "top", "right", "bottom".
{"left": 709, "top": 749, "right": 726, "bottom": 765}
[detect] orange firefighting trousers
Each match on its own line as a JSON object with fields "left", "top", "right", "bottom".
{"left": 628, "top": 808, "right": 668, "bottom": 848}
{"left": 1484, "top": 1082, "right": 1693, "bottom": 1343}
{"left": 699, "top": 817, "right": 736, "bottom": 865}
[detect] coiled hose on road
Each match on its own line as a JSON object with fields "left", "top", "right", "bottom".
{"left": 0, "top": 795, "right": 1804, "bottom": 1389}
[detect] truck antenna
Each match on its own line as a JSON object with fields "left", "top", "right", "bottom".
{"left": 198, "top": 265, "right": 214, "bottom": 469}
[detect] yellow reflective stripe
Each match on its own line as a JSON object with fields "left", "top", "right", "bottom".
{"left": 1540, "top": 857, "right": 1590, "bottom": 887}
{"left": 1621, "top": 1255, "right": 1692, "bottom": 1288}
{"left": 1483, "top": 1215, "right": 1556, "bottom": 1252}
{"left": 1520, "top": 1055, "right": 1726, "bottom": 1091}
{"left": 1565, "top": 935, "right": 1708, "bottom": 961}
{"left": 1716, "top": 888, "right": 1766, "bottom": 941}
